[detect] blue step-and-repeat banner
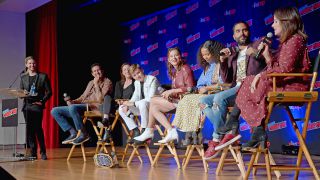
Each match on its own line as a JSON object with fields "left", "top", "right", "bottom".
{"left": 120, "top": 0, "right": 320, "bottom": 154}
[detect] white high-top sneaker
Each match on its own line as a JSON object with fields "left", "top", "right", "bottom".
{"left": 134, "top": 128, "right": 154, "bottom": 141}
{"left": 158, "top": 128, "right": 178, "bottom": 143}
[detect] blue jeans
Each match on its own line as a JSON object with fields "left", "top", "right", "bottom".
{"left": 51, "top": 104, "right": 87, "bottom": 132}
{"left": 199, "top": 86, "right": 239, "bottom": 139}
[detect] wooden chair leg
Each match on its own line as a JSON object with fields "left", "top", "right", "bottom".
{"left": 111, "top": 112, "right": 119, "bottom": 130}
{"left": 67, "top": 144, "right": 76, "bottom": 161}
{"left": 152, "top": 145, "right": 165, "bottom": 167}
{"left": 234, "top": 147, "right": 246, "bottom": 178}
{"left": 167, "top": 144, "right": 181, "bottom": 168}
{"left": 195, "top": 145, "right": 208, "bottom": 173}
{"left": 285, "top": 105, "right": 320, "bottom": 180}
{"left": 182, "top": 145, "right": 191, "bottom": 167}
{"left": 182, "top": 145, "right": 194, "bottom": 170}
{"left": 172, "top": 148, "right": 181, "bottom": 169}
{"left": 121, "top": 144, "right": 129, "bottom": 162}
{"left": 127, "top": 146, "right": 137, "bottom": 166}
{"left": 216, "top": 148, "right": 228, "bottom": 175}
{"left": 80, "top": 144, "right": 86, "bottom": 162}
{"left": 145, "top": 144, "right": 153, "bottom": 164}
{"left": 245, "top": 151, "right": 257, "bottom": 180}
{"left": 253, "top": 150, "right": 260, "bottom": 175}
{"left": 264, "top": 150, "right": 272, "bottom": 180}
{"left": 293, "top": 123, "right": 320, "bottom": 180}
{"left": 268, "top": 153, "right": 281, "bottom": 178}
{"left": 134, "top": 146, "right": 143, "bottom": 164}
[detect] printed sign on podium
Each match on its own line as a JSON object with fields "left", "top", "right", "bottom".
{"left": 2, "top": 98, "right": 18, "bottom": 127}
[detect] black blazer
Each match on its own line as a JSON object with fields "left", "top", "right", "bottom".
{"left": 20, "top": 72, "right": 52, "bottom": 110}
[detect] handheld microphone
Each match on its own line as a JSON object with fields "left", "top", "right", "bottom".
{"left": 63, "top": 93, "right": 71, "bottom": 101}
{"left": 187, "top": 86, "right": 198, "bottom": 93}
{"left": 219, "top": 46, "right": 240, "bottom": 56}
{"left": 255, "top": 32, "right": 273, "bottom": 59}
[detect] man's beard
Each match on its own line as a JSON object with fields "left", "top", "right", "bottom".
{"left": 236, "top": 36, "right": 250, "bottom": 46}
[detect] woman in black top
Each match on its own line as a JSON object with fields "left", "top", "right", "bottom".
{"left": 101, "top": 63, "right": 134, "bottom": 142}
{"left": 114, "top": 63, "right": 135, "bottom": 101}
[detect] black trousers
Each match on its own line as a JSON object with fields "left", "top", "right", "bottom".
{"left": 23, "top": 104, "right": 46, "bottom": 156}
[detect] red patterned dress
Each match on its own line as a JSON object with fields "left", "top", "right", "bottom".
{"left": 236, "top": 34, "right": 311, "bottom": 127}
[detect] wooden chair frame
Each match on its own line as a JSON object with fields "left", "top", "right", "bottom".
{"left": 67, "top": 106, "right": 104, "bottom": 162}
{"left": 67, "top": 104, "right": 118, "bottom": 161}
{"left": 245, "top": 50, "right": 320, "bottom": 180}
{"left": 119, "top": 114, "right": 153, "bottom": 166}
{"left": 152, "top": 113, "right": 182, "bottom": 169}
{"left": 182, "top": 107, "right": 247, "bottom": 177}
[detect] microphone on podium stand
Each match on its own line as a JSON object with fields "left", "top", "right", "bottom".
{"left": 8, "top": 68, "right": 28, "bottom": 89}
{"left": 255, "top": 32, "right": 273, "bottom": 59}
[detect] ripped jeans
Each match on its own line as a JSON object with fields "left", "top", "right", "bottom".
{"left": 199, "top": 86, "right": 240, "bottom": 139}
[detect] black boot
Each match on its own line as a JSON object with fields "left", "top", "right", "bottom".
{"left": 218, "top": 105, "right": 241, "bottom": 135}
{"left": 102, "top": 128, "right": 112, "bottom": 143}
{"left": 191, "top": 131, "right": 198, "bottom": 145}
{"left": 127, "top": 127, "right": 140, "bottom": 144}
{"left": 181, "top": 132, "right": 192, "bottom": 146}
{"left": 141, "top": 128, "right": 145, "bottom": 134}
{"left": 241, "top": 125, "right": 267, "bottom": 150}
{"left": 197, "top": 130, "right": 203, "bottom": 145}
{"left": 101, "top": 118, "right": 110, "bottom": 127}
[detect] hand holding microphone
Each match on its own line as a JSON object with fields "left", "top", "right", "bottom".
{"left": 63, "top": 93, "right": 72, "bottom": 105}
{"left": 255, "top": 32, "right": 273, "bottom": 59}
{"left": 187, "top": 86, "right": 198, "bottom": 94}
{"left": 219, "top": 46, "right": 240, "bottom": 62}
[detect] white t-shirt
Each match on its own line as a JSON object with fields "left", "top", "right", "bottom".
{"left": 236, "top": 47, "right": 248, "bottom": 86}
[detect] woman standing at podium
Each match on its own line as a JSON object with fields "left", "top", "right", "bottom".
{"left": 20, "top": 56, "right": 52, "bottom": 160}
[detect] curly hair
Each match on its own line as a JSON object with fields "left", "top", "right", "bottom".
{"left": 196, "top": 40, "right": 224, "bottom": 71}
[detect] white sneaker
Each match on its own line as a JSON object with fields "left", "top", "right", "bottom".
{"left": 158, "top": 128, "right": 179, "bottom": 143}
{"left": 134, "top": 128, "right": 154, "bottom": 141}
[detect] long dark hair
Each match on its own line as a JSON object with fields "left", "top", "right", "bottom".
{"left": 274, "top": 7, "right": 307, "bottom": 43}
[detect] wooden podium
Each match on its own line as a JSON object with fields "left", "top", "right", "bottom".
{"left": 0, "top": 88, "right": 28, "bottom": 162}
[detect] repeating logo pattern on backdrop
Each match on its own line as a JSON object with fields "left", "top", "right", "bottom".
{"left": 121, "top": 0, "right": 320, "bottom": 154}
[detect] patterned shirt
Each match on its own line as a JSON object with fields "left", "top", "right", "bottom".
{"left": 236, "top": 47, "right": 248, "bottom": 86}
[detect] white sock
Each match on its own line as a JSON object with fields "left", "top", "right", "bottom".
{"left": 212, "top": 138, "right": 220, "bottom": 142}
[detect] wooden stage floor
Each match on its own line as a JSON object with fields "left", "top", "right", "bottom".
{"left": 0, "top": 146, "right": 319, "bottom": 180}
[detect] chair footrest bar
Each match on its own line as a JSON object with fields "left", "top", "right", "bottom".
{"left": 253, "top": 164, "right": 313, "bottom": 171}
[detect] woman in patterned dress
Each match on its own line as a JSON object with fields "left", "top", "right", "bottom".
{"left": 172, "top": 40, "right": 225, "bottom": 144}
{"left": 236, "top": 7, "right": 311, "bottom": 149}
